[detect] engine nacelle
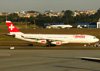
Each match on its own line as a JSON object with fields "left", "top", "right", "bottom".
{"left": 51, "top": 41, "right": 62, "bottom": 45}
{"left": 37, "top": 40, "right": 47, "bottom": 44}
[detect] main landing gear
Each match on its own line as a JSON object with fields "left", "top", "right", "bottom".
{"left": 46, "top": 40, "right": 56, "bottom": 47}
{"left": 46, "top": 44, "right": 56, "bottom": 47}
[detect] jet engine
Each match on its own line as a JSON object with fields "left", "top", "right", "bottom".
{"left": 51, "top": 41, "right": 62, "bottom": 45}
{"left": 37, "top": 40, "right": 47, "bottom": 44}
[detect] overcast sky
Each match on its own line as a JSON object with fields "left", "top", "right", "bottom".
{"left": 0, "top": 0, "right": 100, "bottom": 12}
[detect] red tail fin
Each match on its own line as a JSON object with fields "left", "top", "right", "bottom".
{"left": 6, "top": 21, "right": 20, "bottom": 32}
{"left": 6, "top": 21, "right": 23, "bottom": 35}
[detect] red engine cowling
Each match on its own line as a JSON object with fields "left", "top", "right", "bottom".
{"left": 37, "top": 40, "right": 47, "bottom": 44}
{"left": 51, "top": 41, "right": 62, "bottom": 45}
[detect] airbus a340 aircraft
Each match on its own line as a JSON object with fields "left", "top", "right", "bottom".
{"left": 6, "top": 21, "right": 99, "bottom": 46}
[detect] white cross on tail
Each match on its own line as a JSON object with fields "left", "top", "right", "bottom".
{"left": 9, "top": 24, "right": 14, "bottom": 30}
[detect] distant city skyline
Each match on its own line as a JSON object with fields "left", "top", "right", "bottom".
{"left": 0, "top": 0, "right": 100, "bottom": 13}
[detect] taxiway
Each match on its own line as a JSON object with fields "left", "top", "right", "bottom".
{"left": 0, "top": 50, "right": 100, "bottom": 71}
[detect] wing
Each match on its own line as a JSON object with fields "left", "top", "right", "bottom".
{"left": 25, "top": 37, "right": 69, "bottom": 45}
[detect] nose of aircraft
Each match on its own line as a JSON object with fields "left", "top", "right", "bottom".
{"left": 91, "top": 38, "right": 99, "bottom": 43}
{"left": 95, "top": 38, "right": 99, "bottom": 42}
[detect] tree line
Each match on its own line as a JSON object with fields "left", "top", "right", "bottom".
{"left": 0, "top": 9, "right": 100, "bottom": 27}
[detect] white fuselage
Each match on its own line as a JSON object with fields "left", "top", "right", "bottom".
{"left": 15, "top": 34, "right": 99, "bottom": 44}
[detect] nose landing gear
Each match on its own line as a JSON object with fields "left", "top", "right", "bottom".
{"left": 94, "top": 43, "right": 99, "bottom": 47}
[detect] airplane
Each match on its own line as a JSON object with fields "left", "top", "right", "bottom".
{"left": 49, "top": 24, "right": 73, "bottom": 29}
{"left": 6, "top": 21, "right": 99, "bottom": 47}
{"left": 46, "top": 23, "right": 73, "bottom": 29}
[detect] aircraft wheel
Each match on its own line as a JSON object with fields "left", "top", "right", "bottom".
{"left": 28, "top": 44, "right": 34, "bottom": 46}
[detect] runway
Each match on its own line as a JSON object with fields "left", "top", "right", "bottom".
{"left": 0, "top": 41, "right": 100, "bottom": 71}
{"left": 0, "top": 50, "right": 100, "bottom": 71}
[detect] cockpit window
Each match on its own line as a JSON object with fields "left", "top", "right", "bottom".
{"left": 93, "top": 37, "right": 97, "bottom": 39}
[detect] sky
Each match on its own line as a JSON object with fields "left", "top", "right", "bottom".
{"left": 0, "top": 0, "right": 100, "bottom": 13}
